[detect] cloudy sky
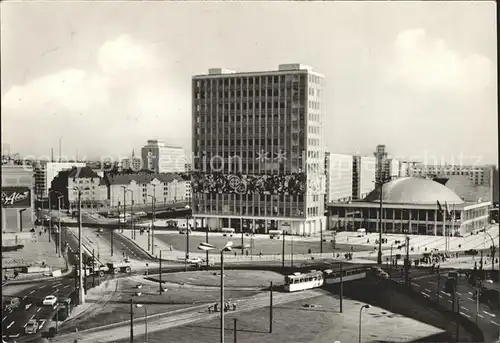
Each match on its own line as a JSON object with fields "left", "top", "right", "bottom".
{"left": 1, "top": 1, "right": 497, "bottom": 165}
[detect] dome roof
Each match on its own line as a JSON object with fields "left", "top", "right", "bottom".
{"left": 363, "top": 177, "right": 465, "bottom": 205}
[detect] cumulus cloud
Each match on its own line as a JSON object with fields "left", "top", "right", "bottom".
{"left": 386, "top": 28, "right": 492, "bottom": 92}
{"left": 97, "top": 35, "right": 158, "bottom": 74}
{"left": 2, "top": 34, "right": 187, "bottom": 157}
{"left": 3, "top": 69, "right": 109, "bottom": 114}
{"left": 2, "top": 35, "right": 158, "bottom": 114}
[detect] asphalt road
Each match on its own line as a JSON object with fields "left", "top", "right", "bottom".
{"left": 59, "top": 211, "right": 154, "bottom": 263}
{"left": 409, "top": 272, "right": 500, "bottom": 342}
{"left": 3, "top": 277, "right": 76, "bottom": 340}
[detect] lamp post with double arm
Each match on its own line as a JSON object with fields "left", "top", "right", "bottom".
{"left": 73, "top": 186, "right": 87, "bottom": 305}
{"left": 483, "top": 231, "right": 496, "bottom": 271}
{"left": 198, "top": 241, "right": 249, "bottom": 343}
{"left": 374, "top": 177, "right": 393, "bottom": 265}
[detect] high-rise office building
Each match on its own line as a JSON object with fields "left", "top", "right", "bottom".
{"left": 374, "top": 144, "right": 388, "bottom": 184}
{"left": 141, "top": 140, "right": 187, "bottom": 173}
{"left": 121, "top": 149, "right": 143, "bottom": 171}
{"left": 325, "top": 152, "right": 353, "bottom": 203}
{"left": 409, "top": 164, "right": 494, "bottom": 186}
{"left": 34, "top": 161, "right": 86, "bottom": 199}
{"left": 191, "top": 64, "right": 326, "bottom": 234}
{"left": 385, "top": 158, "right": 400, "bottom": 180}
{"left": 352, "top": 155, "right": 376, "bottom": 200}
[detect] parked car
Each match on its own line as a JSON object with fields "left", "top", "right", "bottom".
{"left": 42, "top": 295, "right": 58, "bottom": 306}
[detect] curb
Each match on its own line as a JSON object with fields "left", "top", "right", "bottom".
{"left": 115, "top": 230, "right": 158, "bottom": 260}
{"left": 4, "top": 266, "right": 74, "bottom": 286}
{"left": 58, "top": 303, "right": 208, "bottom": 337}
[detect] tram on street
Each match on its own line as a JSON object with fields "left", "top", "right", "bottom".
{"left": 284, "top": 270, "right": 324, "bottom": 292}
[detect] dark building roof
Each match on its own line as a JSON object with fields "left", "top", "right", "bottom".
{"left": 68, "top": 166, "right": 101, "bottom": 179}
{"left": 104, "top": 173, "right": 185, "bottom": 186}
{"left": 363, "top": 177, "right": 464, "bottom": 205}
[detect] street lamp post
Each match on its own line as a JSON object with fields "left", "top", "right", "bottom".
{"left": 155, "top": 247, "right": 168, "bottom": 295}
{"left": 377, "top": 181, "right": 383, "bottom": 265}
{"left": 185, "top": 205, "right": 191, "bottom": 272}
{"left": 374, "top": 178, "right": 392, "bottom": 265}
{"left": 57, "top": 195, "right": 63, "bottom": 257}
{"left": 198, "top": 241, "right": 249, "bottom": 343}
{"left": 48, "top": 194, "right": 52, "bottom": 243}
{"left": 49, "top": 190, "right": 64, "bottom": 253}
{"left": 390, "top": 243, "right": 394, "bottom": 269}
{"left": 73, "top": 186, "right": 85, "bottom": 305}
{"left": 484, "top": 231, "right": 496, "bottom": 271}
{"left": 121, "top": 186, "right": 127, "bottom": 234}
{"left": 359, "top": 304, "right": 370, "bottom": 343}
{"left": 135, "top": 304, "right": 148, "bottom": 342}
{"left": 128, "top": 190, "right": 135, "bottom": 240}
{"left": 147, "top": 194, "right": 156, "bottom": 255}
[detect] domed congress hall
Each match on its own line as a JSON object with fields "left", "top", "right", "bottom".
{"left": 327, "top": 177, "right": 491, "bottom": 236}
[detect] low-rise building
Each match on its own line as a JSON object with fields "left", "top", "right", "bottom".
{"left": 1, "top": 165, "right": 35, "bottom": 232}
{"left": 328, "top": 177, "right": 491, "bottom": 235}
{"left": 50, "top": 166, "right": 108, "bottom": 209}
{"left": 105, "top": 173, "right": 190, "bottom": 208}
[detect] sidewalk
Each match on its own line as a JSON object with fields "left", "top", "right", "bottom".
{"left": 119, "top": 229, "right": 384, "bottom": 264}
{"left": 2, "top": 229, "right": 66, "bottom": 270}
{"left": 332, "top": 224, "right": 499, "bottom": 253}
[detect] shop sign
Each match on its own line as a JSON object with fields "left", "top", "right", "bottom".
{"left": 1, "top": 187, "right": 31, "bottom": 208}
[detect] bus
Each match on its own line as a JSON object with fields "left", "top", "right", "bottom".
{"left": 284, "top": 270, "right": 324, "bottom": 292}
{"left": 269, "top": 230, "right": 282, "bottom": 239}
{"left": 221, "top": 228, "right": 235, "bottom": 236}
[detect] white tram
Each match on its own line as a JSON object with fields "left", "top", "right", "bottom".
{"left": 284, "top": 270, "right": 324, "bottom": 292}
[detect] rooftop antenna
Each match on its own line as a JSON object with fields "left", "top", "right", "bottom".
{"left": 58, "top": 137, "right": 62, "bottom": 162}
{"left": 76, "top": 148, "right": 79, "bottom": 162}
{"left": 51, "top": 148, "right": 54, "bottom": 162}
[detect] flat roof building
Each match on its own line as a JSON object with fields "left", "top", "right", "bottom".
{"left": 328, "top": 177, "right": 491, "bottom": 235}
{"left": 352, "top": 155, "right": 376, "bottom": 200}
{"left": 141, "top": 140, "right": 187, "bottom": 174}
{"left": 191, "top": 64, "right": 326, "bottom": 234}
{"left": 325, "top": 152, "right": 353, "bottom": 203}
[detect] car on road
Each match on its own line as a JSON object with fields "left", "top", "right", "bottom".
{"left": 25, "top": 319, "right": 39, "bottom": 334}
{"left": 42, "top": 295, "right": 58, "bottom": 306}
